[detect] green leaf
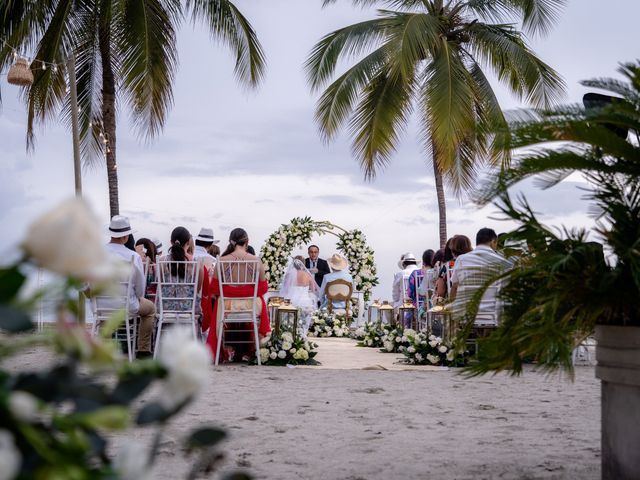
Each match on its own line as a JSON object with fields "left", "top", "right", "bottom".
{"left": 186, "top": 427, "right": 227, "bottom": 449}
{"left": 136, "top": 402, "right": 169, "bottom": 425}
{"left": 0, "top": 305, "right": 34, "bottom": 333}
{"left": 0, "top": 266, "right": 26, "bottom": 302}
{"left": 111, "top": 373, "right": 156, "bottom": 405}
{"left": 77, "top": 405, "right": 129, "bottom": 430}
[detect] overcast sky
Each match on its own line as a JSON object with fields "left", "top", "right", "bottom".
{"left": 1, "top": 0, "right": 639, "bottom": 298}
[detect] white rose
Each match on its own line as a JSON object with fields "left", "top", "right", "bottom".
{"left": 395, "top": 336, "right": 402, "bottom": 343}
{"left": 282, "top": 342, "right": 292, "bottom": 351}
{"left": 429, "top": 340, "right": 438, "bottom": 348}
{"left": 427, "top": 354, "right": 439, "bottom": 364}
{"left": 298, "top": 349, "right": 309, "bottom": 361}
{"left": 0, "top": 430, "right": 21, "bottom": 480}
{"left": 269, "top": 352, "right": 277, "bottom": 360}
{"left": 404, "top": 329, "right": 416, "bottom": 337}
{"left": 366, "top": 339, "right": 372, "bottom": 346}
{"left": 398, "top": 346, "right": 405, "bottom": 352}
{"left": 438, "top": 345, "right": 448, "bottom": 353}
{"left": 158, "top": 327, "right": 212, "bottom": 408}
{"left": 384, "top": 341, "right": 394, "bottom": 352}
{"left": 407, "top": 346, "right": 416, "bottom": 353}
{"left": 415, "top": 353, "right": 423, "bottom": 362}
{"left": 429, "top": 334, "right": 436, "bottom": 341}
{"left": 8, "top": 391, "right": 39, "bottom": 423}
{"left": 289, "top": 348, "right": 297, "bottom": 354}
{"left": 401, "top": 336, "right": 408, "bottom": 343}
{"left": 277, "top": 350, "right": 287, "bottom": 359}
{"left": 113, "top": 440, "right": 151, "bottom": 480}
{"left": 260, "top": 348, "right": 270, "bottom": 363}
{"left": 22, "top": 198, "right": 117, "bottom": 282}
{"left": 446, "top": 350, "right": 456, "bottom": 361}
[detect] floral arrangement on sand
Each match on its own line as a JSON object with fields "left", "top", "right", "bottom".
{"left": 258, "top": 331, "right": 318, "bottom": 365}
{"left": 307, "top": 309, "right": 351, "bottom": 338}
{"left": 380, "top": 327, "right": 417, "bottom": 353}
{"left": 402, "top": 332, "right": 467, "bottom": 367}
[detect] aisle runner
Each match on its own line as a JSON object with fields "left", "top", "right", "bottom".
{"left": 297, "top": 337, "right": 451, "bottom": 371}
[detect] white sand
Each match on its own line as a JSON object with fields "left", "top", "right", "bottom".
{"left": 6, "top": 337, "right": 601, "bottom": 479}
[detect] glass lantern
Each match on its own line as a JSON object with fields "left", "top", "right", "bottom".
{"left": 377, "top": 301, "right": 395, "bottom": 325}
{"left": 367, "top": 299, "right": 381, "bottom": 324}
{"left": 267, "top": 296, "right": 283, "bottom": 328}
{"left": 276, "top": 301, "right": 299, "bottom": 341}
{"left": 398, "top": 298, "right": 417, "bottom": 330}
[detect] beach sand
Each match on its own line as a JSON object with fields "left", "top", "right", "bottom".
{"left": 6, "top": 337, "right": 601, "bottom": 479}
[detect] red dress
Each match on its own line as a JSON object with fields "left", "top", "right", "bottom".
{"left": 204, "top": 276, "right": 271, "bottom": 362}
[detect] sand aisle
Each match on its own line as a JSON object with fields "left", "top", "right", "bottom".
{"left": 136, "top": 337, "right": 600, "bottom": 479}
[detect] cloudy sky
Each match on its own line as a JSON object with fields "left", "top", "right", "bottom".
{"left": 1, "top": 0, "right": 639, "bottom": 297}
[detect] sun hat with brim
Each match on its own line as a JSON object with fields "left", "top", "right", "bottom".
{"left": 398, "top": 252, "right": 417, "bottom": 268}
{"left": 328, "top": 253, "right": 348, "bottom": 271}
{"left": 195, "top": 227, "right": 220, "bottom": 244}
{"left": 108, "top": 215, "right": 134, "bottom": 238}
{"left": 152, "top": 237, "right": 163, "bottom": 254}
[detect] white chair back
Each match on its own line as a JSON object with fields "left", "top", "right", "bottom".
{"left": 91, "top": 258, "right": 136, "bottom": 362}
{"left": 215, "top": 260, "right": 261, "bottom": 365}
{"left": 154, "top": 260, "right": 201, "bottom": 358}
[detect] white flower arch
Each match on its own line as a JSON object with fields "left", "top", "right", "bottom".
{"left": 260, "top": 217, "right": 379, "bottom": 301}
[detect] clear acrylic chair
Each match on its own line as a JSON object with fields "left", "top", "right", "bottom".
{"left": 91, "top": 258, "right": 137, "bottom": 362}
{"left": 154, "top": 260, "right": 201, "bottom": 358}
{"left": 215, "top": 259, "right": 261, "bottom": 366}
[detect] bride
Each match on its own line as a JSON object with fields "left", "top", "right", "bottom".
{"left": 279, "top": 256, "right": 319, "bottom": 335}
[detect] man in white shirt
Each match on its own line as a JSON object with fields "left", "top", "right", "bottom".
{"left": 450, "top": 228, "right": 513, "bottom": 324}
{"left": 192, "top": 227, "right": 219, "bottom": 278}
{"left": 319, "top": 254, "right": 353, "bottom": 309}
{"left": 392, "top": 252, "right": 419, "bottom": 308}
{"left": 105, "top": 216, "right": 156, "bottom": 358}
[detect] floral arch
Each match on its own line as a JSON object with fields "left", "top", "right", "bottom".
{"left": 260, "top": 217, "right": 379, "bottom": 301}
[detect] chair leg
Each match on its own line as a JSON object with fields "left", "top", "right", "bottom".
{"left": 253, "top": 319, "right": 261, "bottom": 366}
{"left": 125, "top": 317, "right": 133, "bottom": 362}
{"left": 215, "top": 322, "right": 223, "bottom": 366}
{"left": 154, "top": 320, "right": 163, "bottom": 359}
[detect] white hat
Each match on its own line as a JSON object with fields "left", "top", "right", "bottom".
{"left": 398, "top": 252, "right": 417, "bottom": 268}
{"left": 152, "top": 237, "right": 163, "bottom": 255}
{"left": 328, "top": 253, "right": 348, "bottom": 271}
{"left": 108, "top": 215, "right": 134, "bottom": 238}
{"left": 195, "top": 227, "right": 219, "bottom": 244}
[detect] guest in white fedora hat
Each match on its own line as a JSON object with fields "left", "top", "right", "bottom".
{"left": 392, "top": 252, "right": 419, "bottom": 310}
{"left": 193, "top": 227, "right": 219, "bottom": 278}
{"left": 318, "top": 253, "right": 353, "bottom": 309}
{"left": 152, "top": 237, "right": 163, "bottom": 257}
{"left": 105, "top": 216, "right": 156, "bottom": 358}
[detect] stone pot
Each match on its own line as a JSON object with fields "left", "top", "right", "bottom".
{"left": 595, "top": 325, "right": 640, "bottom": 479}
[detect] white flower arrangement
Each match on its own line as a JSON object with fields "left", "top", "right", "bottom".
{"left": 402, "top": 331, "right": 467, "bottom": 367}
{"left": 307, "top": 309, "right": 351, "bottom": 337}
{"left": 260, "top": 218, "right": 379, "bottom": 301}
{"left": 258, "top": 332, "right": 318, "bottom": 366}
{"left": 378, "top": 326, "right": 417, "bottom": 353}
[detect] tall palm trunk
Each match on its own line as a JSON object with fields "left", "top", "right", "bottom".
{"left": 99, "top": 22, "right": 119, "bottom": 217}
{"left": 432, "top": 139, "right": 447, "bottom": 248}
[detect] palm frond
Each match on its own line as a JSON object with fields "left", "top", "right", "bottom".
{"left": 464, "top": 0, "right": 565, "bottom": 36}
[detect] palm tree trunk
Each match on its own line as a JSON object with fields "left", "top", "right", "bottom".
{"left": 99, "top": 23, "right": 119, "bottom": 217}
{"left": 432, "top": 140, "right": 447, "bottom": 248}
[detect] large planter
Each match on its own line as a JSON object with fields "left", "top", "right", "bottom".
{"left": 595, "top": 325, "right": 640, "bottom": 479}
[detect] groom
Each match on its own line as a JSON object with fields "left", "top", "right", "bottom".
{"left": 305, "top": 245, "right": 331, "bottom": 287}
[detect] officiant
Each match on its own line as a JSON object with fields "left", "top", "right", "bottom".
{"left": 305, "top": 245, "right": 331, "bottom": 287}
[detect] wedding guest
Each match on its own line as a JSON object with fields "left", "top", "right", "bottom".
{"left": 450, "top": 228, "right": 512, "bottom": 320}
{"left": 135, "top": 238, "right": 158, "bottom": 302}
{"left": 105, "top": 216, "right": 156, "bottom": 359}
{"left": 407, "top": 249, "right": 435, "bottom": 306}
{"left": 392, "top": 252, "right": 419, "bottom": 309}
{"left": 305, "top": 245, "right": 331, "bottom": 287}
{"left": 246, "top": 245, "right": 256, "bottom": 255}
{"left": 435, "top": 236, "right": 472, "bottom": 298}
{"left": 210, "top": 244, "right": 221, "bottom": 258}
{"left": 124, "top": 233, "right": 136, "bottom": 252}
{"left": 208, "top": 228, "right": 271, "bottom": 362}
{"left": 193, "top": 227, "right": 219, "bottom": 276}
{"left": 318, "top": 254, "right": 353, "bottom": 309}
{"left": 153, "top": 237, "right": 163, "bottom": 257}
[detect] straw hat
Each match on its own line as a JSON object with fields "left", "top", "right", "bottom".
{"left": 108, "top": 216, "right": 134, "bottom": 238}
{"left": 195, "top": 227, "right": 219, "bottom": 244}
{"left": 328, "top": 253, "right": 348, "bottom": 271}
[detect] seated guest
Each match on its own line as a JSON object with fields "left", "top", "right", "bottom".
{"left": 435, "top": 235, "right": 472, "bottom": 298}
{"left": 450, "top": 228, "right": 513, "bottom": 322}
{"left": 407, "top": 249, "right": 435, "bottom": 307}
{"left": 207, "top": 228, "right": 271, "bottom": 362}
{"left": 193, "top": 227, "right": 219, "bottom": 277}
{"left": 135, "top": 237, "right": 158, "bottom": 302}
{"left": 392, "top": 252, "right": 419, "bottom": 308}
{"left": 210, "top": 244, "right": 221, "bottom": 258}
{"left": 319, "top": 254, "right": 353, "bottom": 309}
{"left": 105, "top": 216, "right": 156, "bottom": 359}
{"left": 153, "top": 237, "right": 163, "bottom": 257}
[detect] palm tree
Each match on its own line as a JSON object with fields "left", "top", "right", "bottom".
{"left": 306, "top": 0, "right": 565, "bottom": 247}
{"left": 0, "top": 0, "right": 265, "bottom": 217}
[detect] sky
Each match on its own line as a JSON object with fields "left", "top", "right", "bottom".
{"left": 1, "top": 0, "right": 639, "bottom": 298}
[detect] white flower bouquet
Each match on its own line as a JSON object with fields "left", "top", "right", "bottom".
{"left": 307, "top": 309, "right": 351, "bottom": 337}
{"left": 258, "top": 331, "right": 318, "bottom": 365}
{"left": 402, "top": 332, "right": 467, "bottom": 366}
{"left": 354, "top": 322, "right": 386, "bottom": 348}
{"left": 380, "top": 326, "right": 418, "bottom": 353}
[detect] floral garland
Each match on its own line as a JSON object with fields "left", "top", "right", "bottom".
{"left": 307, "top": 309, "right": 351, "bottom": 337}
{"left": 260, "top": 217, "right": 379, "bottom": 301}
{"left": 258, "top": 331, "right": 318, "bottom": 365}
{"left": 402, "top": 332, "right": 467, "bottom": 367}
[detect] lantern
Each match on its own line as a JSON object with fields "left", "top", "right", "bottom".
{"left": 428, "top": 305, "right": 455, "bottom": 342}
{"left": 377, "top": 301, "right": 395, "bottom": 325}
{"left": 7, "top": 57, "right": 34, "bottom": 86}
{"left": 276, "top": 301, "right": 299, "bottom": 340}
{"left": 398, "top": 298, "right": 417, "bottom": 330}
{"left": 367, "top": 299, "right": 381, "bottom": 324}
{"left": 267, "top": 296, "right": 283, "bottom": 328}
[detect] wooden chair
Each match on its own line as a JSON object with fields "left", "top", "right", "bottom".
{"left": 326, "top": 279, "right": 354, "bottom": 319}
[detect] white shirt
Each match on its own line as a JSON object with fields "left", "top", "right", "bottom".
{"left": 105, "top": 243, "right": 146, "bottom": 313}
{"left": 392, "top": 265, "right": 419, "bottom": 308}
{"left": 193, "top": 245, "right": 215, "bottom": 277}
{"left": 451, "top": 245, "right": 513, "bottom": 315}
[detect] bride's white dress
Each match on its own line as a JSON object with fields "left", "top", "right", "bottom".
{"left": 279, "top": 260, "right": 319, "bottom": 336}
